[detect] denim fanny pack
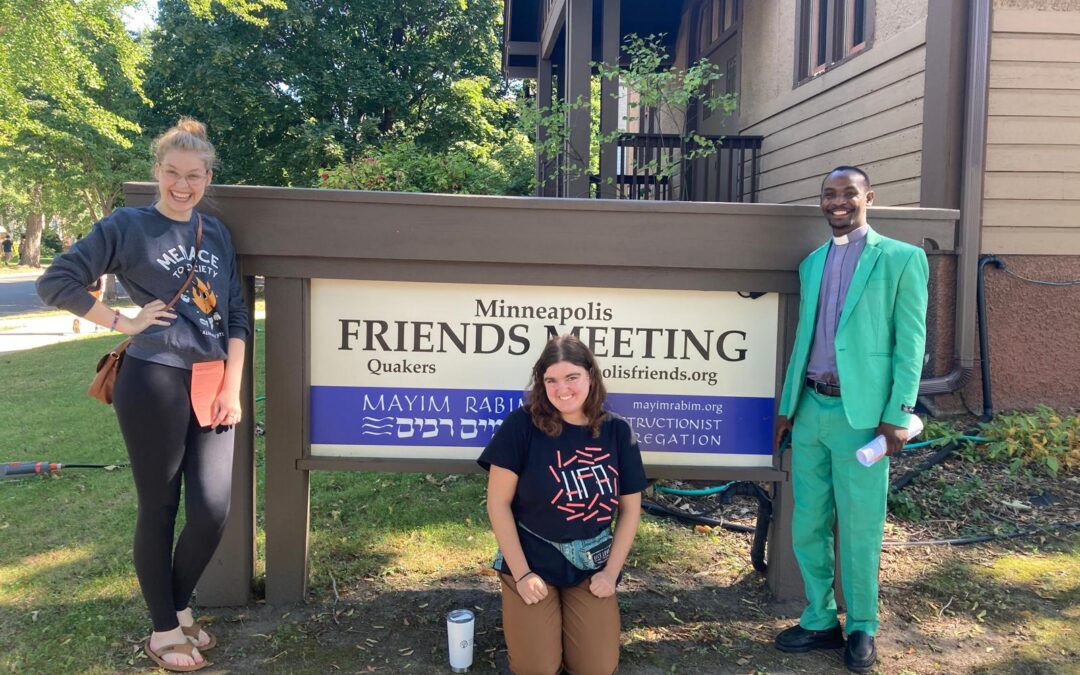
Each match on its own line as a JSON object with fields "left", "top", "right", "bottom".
{"left": 495, "top": 522, "right": 613, "bottom": 572}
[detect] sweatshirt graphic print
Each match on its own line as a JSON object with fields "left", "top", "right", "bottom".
{"left": 154, "top": 237, "right": 225, "bottom": 340}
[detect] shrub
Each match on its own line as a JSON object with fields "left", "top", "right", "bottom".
{"left": 977, "top": 406, "right": 1080, "bottom": 476}
{"left": 887, "top": 490, "right": 924, "bottom": 521}
{"left": 40, "top": 229, "right": 63, "bottom": 257}
{"left": 320, "top": 135, "right": 534, "bottom": 197}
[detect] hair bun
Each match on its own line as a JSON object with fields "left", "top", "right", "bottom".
{"left": 176, "top": 116, "right": 208, "bottom": 140}
{"left": 150, "top": 116, "right": 217, "bottom": 170}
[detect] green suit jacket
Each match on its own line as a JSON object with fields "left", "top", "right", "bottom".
{"left": 779, "top": 228, "right": 930, "bottom": 430}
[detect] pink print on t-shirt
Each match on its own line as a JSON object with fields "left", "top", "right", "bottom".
{"left": 549, "top": 446, "right": 620, "bottom": 523}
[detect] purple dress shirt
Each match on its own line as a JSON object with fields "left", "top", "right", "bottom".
{"left": 806, "top": 224, "right": 870, "bottom": 385}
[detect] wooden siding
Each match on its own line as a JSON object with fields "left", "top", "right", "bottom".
{"left": 983, "top": 9, "right": 1080, "bottom": 255}
{"left": 742, "top": 21, "right": 928, "bottom": 206}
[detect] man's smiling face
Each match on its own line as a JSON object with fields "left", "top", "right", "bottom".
{"left": 820, "top": 170, "right": 875, "bottom": 236}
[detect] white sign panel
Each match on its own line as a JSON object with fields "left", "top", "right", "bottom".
{"left": 310, "top": 280, "right": 778, "bottom": 467}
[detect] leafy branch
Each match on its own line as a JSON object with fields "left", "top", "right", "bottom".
{"left": 525, "top": 33, "right": 738, "bottom": 198}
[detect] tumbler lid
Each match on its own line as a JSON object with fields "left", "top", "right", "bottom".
{"left": 447, "top": 608, "right": 474, "bottom": 623}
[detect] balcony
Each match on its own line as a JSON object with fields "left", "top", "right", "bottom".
{"left": 590, "top": 133, "right": 764, "bottom": 202}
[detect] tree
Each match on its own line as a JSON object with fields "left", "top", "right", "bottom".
{"left": 0, "top": 2, "right": 148, "bottom": 266}
{"left": 0, "top": 0, "right": 145, "bottom": 148}
{"left": 0, "top": 0, "right": 286, "bottom": 266}
{"left": 142, "top": 0, "right": 506, "bottom": 187}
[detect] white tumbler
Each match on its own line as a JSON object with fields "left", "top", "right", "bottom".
{"left": 446, "top": 608, "right": 475, "bottom": 673}
{"left": 856, "top": 414, "right": 925, "bottom": 467}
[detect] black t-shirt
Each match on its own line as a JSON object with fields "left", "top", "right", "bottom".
{"left": 478, "top": 406, "right": 648, "bottom": 587}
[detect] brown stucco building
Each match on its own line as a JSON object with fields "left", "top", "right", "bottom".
{"left": 503, "top": 0, "right": 1080, "bottom": 414}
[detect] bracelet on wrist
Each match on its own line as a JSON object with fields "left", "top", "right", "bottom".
{"left": 514, "top": 571, "right": 535, "bottom": 583}
{"left": 109, "top": 309, "right": 120, "bottom": 331}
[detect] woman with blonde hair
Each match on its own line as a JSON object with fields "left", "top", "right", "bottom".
{"left": 479, "top": 334, "right": 647, "bottom": 675}
{"left": 38, "top": 117, "right": 249, "bottom": 672}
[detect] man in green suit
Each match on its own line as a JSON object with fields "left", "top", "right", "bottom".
{"left": 773, "top": 166, "right": 929, "bottom": 673}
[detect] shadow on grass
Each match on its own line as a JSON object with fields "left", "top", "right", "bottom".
{"left": 0, "top": 546, "right": 149, "bottom": 673}
{"left": 971, "top": 655, "right": 1077, "bottom": 675}
{"left": 883, "top": 534, "right": 1080, "bottom": 673}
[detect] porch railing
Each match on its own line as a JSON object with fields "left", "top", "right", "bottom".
{"left": 592, "top": 133, "right": 764, "bottom": 202}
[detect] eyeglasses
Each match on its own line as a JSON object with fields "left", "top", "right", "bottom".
{"left": 161, "top": 168, "right": 208, "bottom": 186}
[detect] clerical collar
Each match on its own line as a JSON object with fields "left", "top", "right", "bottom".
{"left": 832, "top": 224, "right": 869, "bottom": 246}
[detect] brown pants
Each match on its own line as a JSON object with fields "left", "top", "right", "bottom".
{"left": 500, "top": 573, "right": 620, "bottom": 675}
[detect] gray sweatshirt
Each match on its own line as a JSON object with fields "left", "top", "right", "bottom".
{"left": 37, "top": 206, "right": 250, "bottom": 369}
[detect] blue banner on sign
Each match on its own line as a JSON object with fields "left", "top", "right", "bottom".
{"left": 310, "top": 386, "right": 774, "bottom": 455}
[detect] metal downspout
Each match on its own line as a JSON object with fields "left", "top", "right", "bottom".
{"left": 918, "top": 0, "right": 992, "bottom": 396}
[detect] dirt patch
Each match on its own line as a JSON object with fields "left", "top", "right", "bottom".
{"left": 141, "top": 544, "right": 1071, "bottom": 669}
{"left": 131, "top": 538, "right": 1077, "bottom": 674}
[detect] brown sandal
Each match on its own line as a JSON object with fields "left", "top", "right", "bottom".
{"left": 143, "top": 638, "right": 208, "bottom": 672}
{"left": 181, "top": 622, "right": 217, "bottom": 651}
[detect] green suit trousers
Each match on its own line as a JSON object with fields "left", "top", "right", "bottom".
{"left": 791, "top": 387, "right": 889, "bottom": 636}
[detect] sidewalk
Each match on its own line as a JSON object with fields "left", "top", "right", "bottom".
{"left": 0, "top": 269, "right": 46, "bottom": 280}
{"left": 0, "top": 307, "right": 266, "bottom": 354}
{"left": 0, "top": 310, "right": 138, "bottom": 354}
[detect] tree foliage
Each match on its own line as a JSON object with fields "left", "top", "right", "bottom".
{"left": 0, "top": 0, "right": 289, "bottom": 266}
{"left": 1, "top": 0, "right": 526, "bottom": 269}
{"left": 183, "top": 0, "right": 286, "bottom": 26}
{"left": 0, "top": 1, "right": 150, "bottom": 265}
{"left": 0, "top": 0, "right": 146, "bottom": 148}
{"left": 321, "top": 75, "right": 535, "bottom": 196}
{"left": 143, "top": 0, "right": 508, "bottom": 187}
{"left": 601, "top": 34, "right": 737, "bottom": 136}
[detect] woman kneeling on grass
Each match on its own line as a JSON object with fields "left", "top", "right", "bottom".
{"left": 478, "top": 334, "right": 647, "bottom": 675}
{"left": 37, "top": 118, "right": 248, "bottom": 672}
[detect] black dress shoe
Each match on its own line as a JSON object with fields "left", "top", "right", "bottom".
{"left": 844, "top": 630, "right": 877, "bottom": 673}
{"left": 774, "top": 623, "right": 845, "bottom": 653}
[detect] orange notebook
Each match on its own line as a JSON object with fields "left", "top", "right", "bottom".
{"left": 191, "top": 360, "right": 226, "bottom": 427}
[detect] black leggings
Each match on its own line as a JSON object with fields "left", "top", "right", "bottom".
{"left": 113, "top": 356, "right": 235, "bottom": 631}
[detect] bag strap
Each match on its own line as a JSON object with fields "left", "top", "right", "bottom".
{"left": 517, "top": 520, "right": 611, "bottom": 548}
{"left": 163, "top": 213, "right": 203, "bottom": 310}
{"left": 517, "top": 521, "right": 557, "bottom": 547}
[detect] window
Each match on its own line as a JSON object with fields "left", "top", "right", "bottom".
{"left": 797, "top": 0, "right": 872, "bottom": 83}
{"left": 702, "top": 54, "right": 737, "bottom": 120}
{"left": 698, "top": 2, "right": 711, "bottom": 57}
{"left": 694, "top": 0, "right": 740, "bottom": 59}
{"left": 702, "top": 79, "right": 718, "bottom": 120}
{"left": 845, "top": 0, "right": 868, "bottom": 54}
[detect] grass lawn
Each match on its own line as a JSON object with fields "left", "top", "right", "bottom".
{"left": 0, "top": 321, "right": 1077, "bottom": 674}
{"left": 0, "top": 259, "right": 53, "bottom": 275}
{"left": 0, "top": 265, "right": 44, "bottom": 276}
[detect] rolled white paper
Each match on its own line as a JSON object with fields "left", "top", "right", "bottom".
{"left": 856, "top": 414, "right": 925, "bottom": 467}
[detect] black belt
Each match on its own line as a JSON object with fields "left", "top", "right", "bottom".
{"left": 805, "top": 378, "right": 841, "bottom": 397}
